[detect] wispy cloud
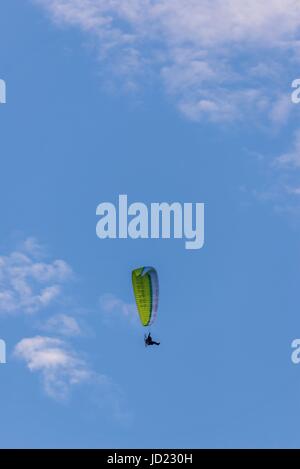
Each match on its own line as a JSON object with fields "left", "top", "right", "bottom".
{"left": 14, "top": 335, "right": 132, "bottom": 422}
{"left": 3, "top": 238, "right": 131, "bottom": 421}
{"left": 269, "top": 94, "right": 292, "bottom": 126}
{"left": 14, "top": 336, "right": 96, "bottom": 399}
{"left": 276, "top": 130, "right": 300, "bottom": 168}
{"left": 286, "top": 186, "right": 300, "bottom": 196}
{"left": 18, "top": 236, "right": 47, "bottom": 258}
{"left": 247, "top": 130, "right": 300, "bottom": 213}
{"left": 0, "top": 238, "right": 72, "bottom": 314}
{"left": 41, "top": 314, "right": 82, "bottom": 337}
{"left": 99, "top": 293, "right": 137, "bottom": 325}
{"left": 34, "top": 0, "right": 300, "bottom": 122}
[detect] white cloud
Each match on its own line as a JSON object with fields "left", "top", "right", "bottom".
{"left": 5, "top": 239, "right": 131, "bottom": 420}
{"left": 269, "top": 94, "right": 292, "bottom": 125}
{"left": 0, "top": 238, "right": 72, "bottom": 314}
{"left": 287, "top": 186, "right": 300, "bottom": 195}
{"left": 249, "top": 132, "right": 300, "bottom": 211}
{"left": 276, "top": 130, "right": 300, "bottom": 167}
{"left": 99, "top": 293, "right": 137, "bottom": 324}
{"left": 14, "top": 335, "right": 131, "bottom": 422}
{"left": 42, "top": 314, "right": 82, "bottom": 337}
{"left": 34, "top": 0, "right": 300, "bottom": 122}
{"left": 14, "top": 336, "right": 95, "bottom": 399}
{"left": 19, "top": 237, "right": 46, "bottom": 258}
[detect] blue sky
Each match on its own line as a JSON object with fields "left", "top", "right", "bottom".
{"left": 1, "top": 0, "right": 300, "bottom": 448}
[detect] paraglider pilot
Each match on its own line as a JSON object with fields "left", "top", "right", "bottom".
{"left": 145, "top": 332, "right": 160, "bottom": 346}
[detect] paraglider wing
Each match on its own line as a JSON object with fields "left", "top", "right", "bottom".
{"left": 132, "top": 267, "right": 159, "bottom": 326}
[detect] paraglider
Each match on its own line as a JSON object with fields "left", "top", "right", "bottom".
{"left": 132, "top": 267, "right": 160, "bottom": 347}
